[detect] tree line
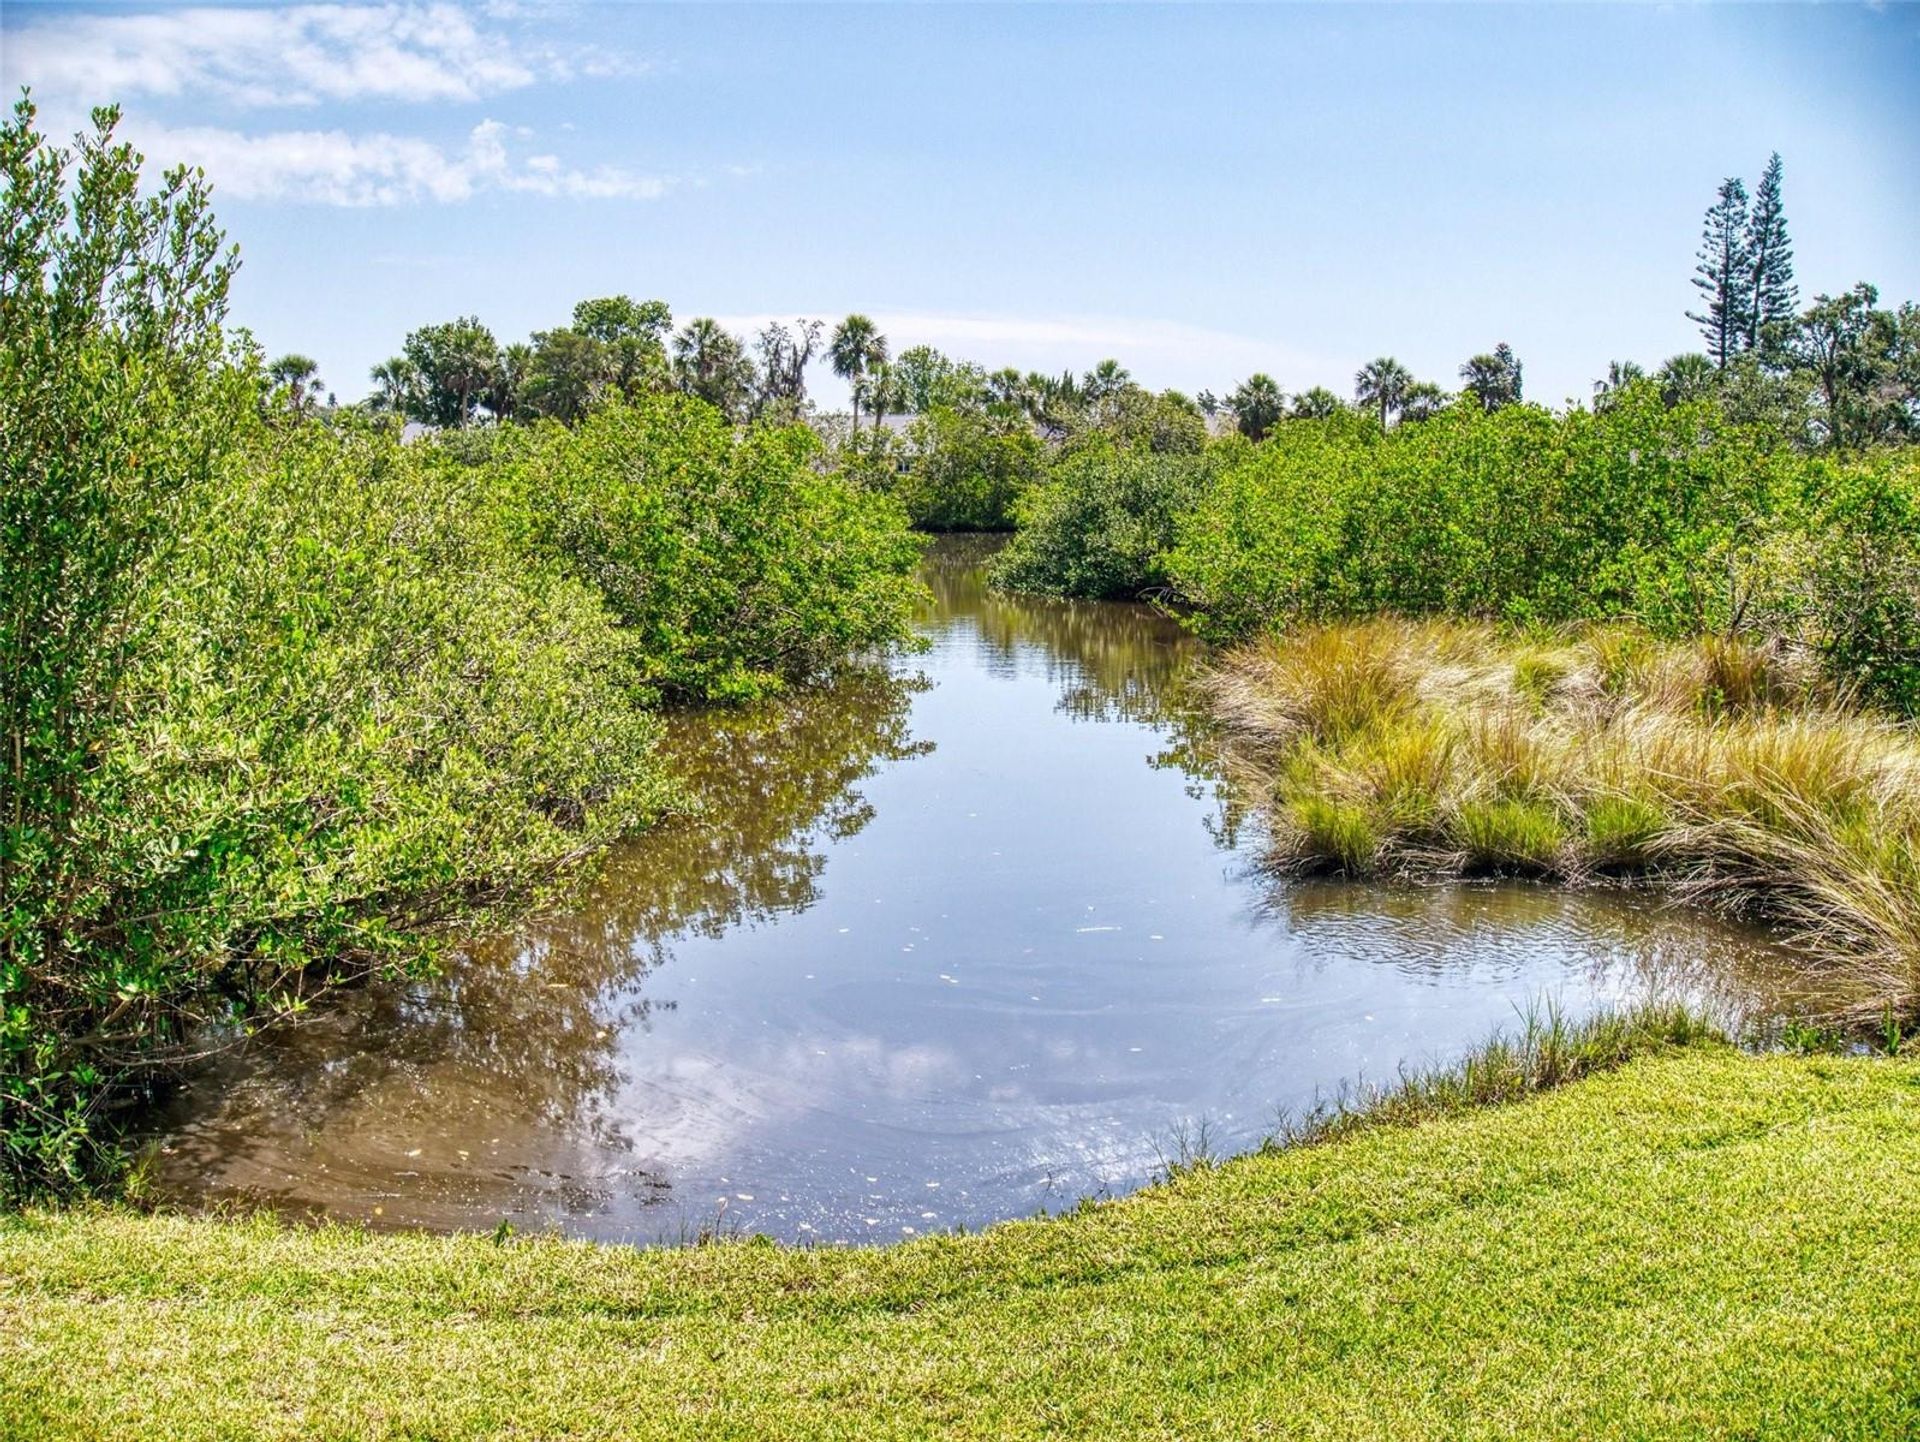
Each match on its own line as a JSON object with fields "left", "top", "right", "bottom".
{"left": 285, "top": 152, "right": 1911, "bottom": 461}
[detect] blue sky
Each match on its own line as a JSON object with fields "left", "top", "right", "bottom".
{"left": 5, "top": 2, "right": 1917, "bottom": 410}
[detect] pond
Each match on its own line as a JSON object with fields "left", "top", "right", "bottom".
{"left": 148, "top": 536, "right": 1800, "bottom": 1243}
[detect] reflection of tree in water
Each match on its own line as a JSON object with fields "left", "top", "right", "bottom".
{"left": 920, "top": 536, "right": 1204, "bottom": 727}
{"left": 159, "top": 664, "right": 927, "bottom": 1146}
{"left": 923, "top": 534, "right": 1253, "bottom": 851}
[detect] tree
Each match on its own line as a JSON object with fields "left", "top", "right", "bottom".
{"left": 672, "top": 317, "right": 753, "bottom": 419}
{"left": 1400, "top": 380, "right": 1450, "bottom": 422}
{"left": 1655, "top": 352, "right": 1718, "bottom": 408}
{"left": 1226, "top": 373, "right": 1286, "bottom": 441}
{"left": 1785, "top": 284, "right": 1919, "bottom": 449}
{"left": 488, "top": 341, "right": 530, "bottom": 422}
{"left": 266, "top": 353, "right": 324, "bottom": 415}
{"left": 401, "top": 316, "right": 500, "bottom": 427}
{"left": 828, "top": 314, "right": 888, "bottom": 431}
{"left": 859, "top": 361, "right": 907, "bottom": 434}
{"left": 1460, "top": 343, "right": 1523, "bottom": 412}
{"left": 367, "top": 356, "right": 422, "bottom": 415}
{"left": 1354, "top": 357, "right": 1412, "bottom": 429}
{"left": 521, "top": 327, "right": 607, "bottom": 424}
{"left": 894, "top": 344, "right": 986, "bottom": 414}
{"left": 1688, "top": 177, "right": 1750, "bottom": 368}
{"left": 572, "top": 295, "right": 671, "bottom": 395}
{"left": 1023, "top": 370, "right": 1085, "bottom": 439}
{"left": 986, "top": 367, "right": 1030, "bottom": 413}
{"left": 1083, "top": 358, "right": 1132, "bottom": 403}
{"left": 1744, "top": 153, "right": 1796, "bottom": 354}
{"left": 1593, "top": 360, "right": 1646, "bottom": 413}
{"left": 573, "top": 294, "right": 671, "bottom": 346}
{"left": 1290, "top": 386, "right": 1344, "bottom": 420}
{"left": 753, "top": 318, "right": 823, "bottom": 421}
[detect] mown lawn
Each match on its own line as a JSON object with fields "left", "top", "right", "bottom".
{"left": 4, "top": 1050, "right": 1918, "bottom": 1440}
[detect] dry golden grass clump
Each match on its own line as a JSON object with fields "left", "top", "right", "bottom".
{"left": 1204, "top": 619, "right": 1920, "bottom": 1021}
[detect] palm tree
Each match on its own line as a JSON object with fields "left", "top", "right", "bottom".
{"left": 268, "top": 353, "right": 323, "bottom": 415}
{"left": 1354, "top": 357, "right": 1412, "bottom": 429}
{"left": 1655, "top": 352, "right": 1718, "bottom": 409}
{"left": 860, "top": 361, "right": 908, "bottom": 434}
{"left": 1024, "top": 369, "right": 1084, "bottom": 438}
{"left": 367, "top": 357, "right": 419, "bottom": 416}
{"left": 1399, "top": 381, "right": 1449, "bottom": 423}
{"left": 1459, "top": 343, "right": 1523, "bottom": 413}
{"left": 1226, "top": 373, "right": 1286, "bottom": 441}
{"left": 1290, "top": 386, "right": 1343, "bottom": 420}
{"left": 985, "top": 366, "right": 1030, "bottom": 413}
{"left": 1593, "top": 359, "right": 1646, "bottom": 413}
{"left": 673, "top": 318, "right": 751, "bottom": 419}
{"left": 1083, "top": 358, "right": 1132, "bottom": 402}
{"left": 828, "top": 314, "right": 889, "bottom": 432}
{"left": 488, "top": 342, "right": 531, "bottom": 422}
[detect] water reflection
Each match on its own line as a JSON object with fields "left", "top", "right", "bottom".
{"left": 149, "top": 665, "right": 929, "bottom": 1229}
{"left": 149, "top": 536, "right": 1803, "bottom": 1243}
{"left": 917, "top": 535, "right": 1203, "bottom": 725}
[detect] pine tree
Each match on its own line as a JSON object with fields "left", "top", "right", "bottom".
{"left": 1744, "top": 152, "right": 1797, "bottom": 353}
{"left": 1687, "top": 177, "right": 1750, "bottom": 368}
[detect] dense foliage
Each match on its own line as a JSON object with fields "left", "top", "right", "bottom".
{"left": 486, "top": 398, "right": 924, "bottom": 701}
{"left": 0, "top": 104, "right": 920, "bottom": 1195}
{"left": 989, "top": 442, "right": 1236, "bottom": 599}
{"left": 1167, "top": 392, "right": 1920, "bottom": 709}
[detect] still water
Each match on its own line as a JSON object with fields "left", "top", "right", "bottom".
{"left": 150, "top": 536, "right": 1797, "bottom": 1243}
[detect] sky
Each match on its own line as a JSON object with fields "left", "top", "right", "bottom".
{"left": 4, "top": 1, "right": 1918, "bottom": 411}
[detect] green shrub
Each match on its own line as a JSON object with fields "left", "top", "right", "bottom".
{"left": 1163, "top": 387, "right": 1920, "bottom": 712}
{"left": 990, "top": 441, "right": 1231, "bottom": 599}
{"left": 0, "top": 104, "right": 924, "bottom": 1194}
{"left": 862, "top": 405, "right": 1044, "bottom": 532}
{"left": 492, "top": 397, "right": 924, "bottom": 701}
{"left": 1795, "top": 451, "right": 1920, "bottom": 714}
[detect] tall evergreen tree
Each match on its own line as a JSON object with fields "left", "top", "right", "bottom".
{"left": 1743, "top": 152, "right": 1797, "bottom": 352}
{"left": 1687, "top": 176, "right": 1750, "bottom": 368}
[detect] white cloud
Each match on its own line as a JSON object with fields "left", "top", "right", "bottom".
{"left": 0, "top": 4, "right": 675, "bottom": 208}
{"left": 0, "top": 2, "right": 641, "bottom": 110}
{"left": 130, "top": 118, "right": 676, "bottom": 207}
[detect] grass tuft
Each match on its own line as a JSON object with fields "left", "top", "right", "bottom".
{"left": 1207, "top": 618, "right": 1920, "bottom": 1026}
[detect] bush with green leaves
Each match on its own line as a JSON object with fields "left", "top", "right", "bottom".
{"left": 880, "top": 405, "right": 1045, "bottom": 532}
{"left": 488, "top": 395, "right": 925, "bottom": 702}
{"left": 1776, "top": 450, "right": 1920, "bottom": 713}
{"left": 1162, "top": 385, "right": 1920, "bottom": 709}
{"left": 990, "top": 441, "right": 1236, "bottom": 599}
{"left": 1168, "top": 390, "right": 1794, "bottom": 636}
{"left": 0, "top": 101, "right": 922, "bottom": 1195}
{"left": 5, "top": 386, "right": 674, "bottom": 1194}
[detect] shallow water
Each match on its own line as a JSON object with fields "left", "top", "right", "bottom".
{"left": 148, "top": 536, "right": 1801, "bottom": 1243}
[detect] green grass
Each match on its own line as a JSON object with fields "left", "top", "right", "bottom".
{"left": 5, "top": 1042, "right": 1919, "bottom": 1439}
